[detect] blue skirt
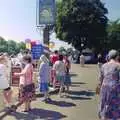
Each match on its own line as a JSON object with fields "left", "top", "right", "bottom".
{"left": 64, "top": 74, "right": 71, "bottom": 85}
{"left": 39, "top": 83, "right": 49, "bottom": 92}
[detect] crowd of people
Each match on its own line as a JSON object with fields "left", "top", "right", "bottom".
{"left": 0, "top": 50, "right": 72, "bottom": 112}
{"left": 1, "top": 49, "right": 120, "bottom": 119}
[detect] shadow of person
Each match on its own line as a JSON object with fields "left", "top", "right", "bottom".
{"left": 66, "top": 90, "right": 95, "bottom": 100}
{"left": 71, "top": 82, "right": 86, "bottom": 85}
{"left": 9, "top": 108, "right": 66, "bottom": 120}
{"left": 70, "top": 73, "right": 78, "bottom": 77}
{"left": 46, "top": 100, "right": 76, "bottom": 107}
{"left": 47, "top": 100, "right": 76, "bottom": 107}
{"left": 69, "top": 90, "right": 95, "bottom": 97}
{"left": 67, "top": 96, "right": 92, "bottom": 100}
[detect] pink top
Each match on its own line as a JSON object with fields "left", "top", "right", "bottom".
{"left": 19, "top": 64, "right": 33, "bottom": 86}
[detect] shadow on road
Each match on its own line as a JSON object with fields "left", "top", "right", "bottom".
{"left": 71, "top": 82, "right": 86, "bottom": 85}
{"left": 70, "top": 73, "right": 78, "bottom": 77}
{"left": 67, "top": 90, "right": 95, "bottom": 100}
{"left": 9, "top": 108, "right": 66, "bottom": 120}
{"left": 69, "top": 90, "right": 95, "bottom": 96}
{"left": 71, "top": 82, "right": 86, "bottom": 87}
{"left": 46, "top": 100, "right": 76, "bottom": 107}
{"left": 67, "top": 96, "right": 92, "bottom": 100}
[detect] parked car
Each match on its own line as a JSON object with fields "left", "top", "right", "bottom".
{"left": 82, "top": 52, "right": 97, "bottom": 64}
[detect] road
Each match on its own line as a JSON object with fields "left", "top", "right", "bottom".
{"left": 1, "top": 64, "right": 99, "bottom": 120}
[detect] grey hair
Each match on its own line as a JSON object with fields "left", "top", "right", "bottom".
{"left": 108, "top": 49, "right": 119, "bottom": 60}
{"left": 40, "top": 54, "right": 49, "bottom": 63}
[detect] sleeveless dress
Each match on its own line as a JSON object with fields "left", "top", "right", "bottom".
{"left": 18, "top": 64, "right": 35, "bottom": 102}
{"left": 99, "top": 62, "right": 120, "bottom": 119}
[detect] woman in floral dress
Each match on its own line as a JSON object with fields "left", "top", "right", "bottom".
{"left": 98, "top": 50, "right": 120, "bottom": 120}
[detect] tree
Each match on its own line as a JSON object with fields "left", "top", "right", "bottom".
{"left": 59, "top": 46, "right": 66, "bottom": 55}
{"left": 107, "top": 19, "right": 120, "bottom": 50}
{"left": 0, "top": 37, "right": 26, "bottom": 55}
{"left": 18, "top": 42, "right": 26, "bottom": 50}
{"left": 7, "top": 40, "right": 18, "bottom": 54}
{"left": 55, "top": 0, "right": 108, "bottom": 51}
{"left": 66, "top": 48, "right": 74, "bottom": 55}
{"left": 0, "top": 37, "right": 8, "bottom": 53}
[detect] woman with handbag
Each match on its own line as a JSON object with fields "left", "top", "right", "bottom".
{"left": 98, "top": 50, "right": 120, "bottom": 120}
{"left": 14, "top": 55, "right": 35, "bottom": 112}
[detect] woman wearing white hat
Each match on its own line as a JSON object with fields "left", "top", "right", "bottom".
{"left": 39, "top": 55, "right": 50, "bottom": 102}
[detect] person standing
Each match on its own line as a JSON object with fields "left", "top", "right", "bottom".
{"left": 14, "top": 55, "right": 34, "bottom": 112}
{"left": 53, "top": 54, "right": 65, "bottom": 97}
{"left": 0, "top": 55, "right": 12, "bottom": 109}
{"left": 39, "top": 55, "right": 50, "bottom": 102}
{"left": 50, "top": 50, "right": 59, "bottom": 65}
{"left": 50, "top": 51, "right": 59, "bottom": 88}
{"left": 64, "top": 55, "right": 71, "bottom": 95}
{"left": 80, "top": 54, "right": 85, "bottom": 67}
{"left": 98, "top": 50, "right": 120, "bottom": 120}
{"left": 97, "top": 54, "right": 103, "bottom": 70}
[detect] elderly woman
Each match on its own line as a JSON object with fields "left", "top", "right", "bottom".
{"left": 14, "top": 55, "right": 34, "bottom": 112}
{"left": 39, "top": 55, "right": 50, "bottom": 102}
{"left": 98, "top": 50, "right": 120, "bottom": 120}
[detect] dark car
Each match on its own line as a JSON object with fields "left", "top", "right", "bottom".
{"left": 82, "top": 52, "right": 97, "bottom": 64}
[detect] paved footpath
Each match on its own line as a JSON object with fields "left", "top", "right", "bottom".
{"left": 1, "top": 64, "right": 99, "bottom": 120}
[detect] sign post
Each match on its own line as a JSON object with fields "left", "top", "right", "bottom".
{"left": 36, "top": 0, "right": 56, "bottom": 47}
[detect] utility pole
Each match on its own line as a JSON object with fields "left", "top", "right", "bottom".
{"left": 43, "top": 26, "right": 49, "bottom": 46}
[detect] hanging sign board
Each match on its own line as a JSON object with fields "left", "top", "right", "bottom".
{"left": 36, "top": 0, "right": 56, "bottom": 25}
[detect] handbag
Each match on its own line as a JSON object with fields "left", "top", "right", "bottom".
{"left": 96, "top": 84, "right": 101, "bottom": 95}
{"left": 23, "top": 83, "right": 35, "bottom": 92}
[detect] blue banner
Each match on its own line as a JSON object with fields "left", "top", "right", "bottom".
{"left": 31, "top": 44, "right": 43, "bottom": 60}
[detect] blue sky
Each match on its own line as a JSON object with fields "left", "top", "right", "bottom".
{"left": 0, "top": 0, "right": 120, "bottom": 46}
{"left": 102, "top": 0, "right": 120, "bottom": 20}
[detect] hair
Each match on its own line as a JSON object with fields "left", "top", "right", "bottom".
{"left": 40, "top": 54, "right": 49, "bottom": 63}
{"left": 0, "top": 53, "right": 3, "bottom": 56}
{"left": 23, "top": 55, "right": 32, "bottom": 63}
{"left": 54, "top": 50, "right": 58, "bottom": 54}
{"left": 59, "top": 54, "right": 63, "bottom": 61}
{"left": 0, "top": 55, "right": 6, "bottom": 62}
{"left": 108, "top": 49, "right": 119, "bottom": 60}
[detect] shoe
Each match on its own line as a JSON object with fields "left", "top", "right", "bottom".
{"left": 23, "top": 110, "right": 29, "bottom": 112}
{"left": 45, "top": 98, "right": 52, "bottom": 103}
{"left": 47, "top": 98, "right": 52, "bottom": 101}
{"left": 28, "top": 108, "right": 32, "bottom": 111}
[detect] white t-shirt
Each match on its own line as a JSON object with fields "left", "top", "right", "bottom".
{"left": 53, "top": 61, "right": 65, "bottom": 76}
{"left": 0, "top": 64, "right": 9, "bottom": 89}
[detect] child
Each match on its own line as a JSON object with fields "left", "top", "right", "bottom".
{"left": 0, "top": 55, "right": 12, "bottom": 109}
{"left": 80, "top": 54, "right": 85, "bottom": 67}
{"left": 64, "top": 55, "right": 71, "bottom": 95}
{"left": 53, "top": 55, "right": 65, "bottom": 97}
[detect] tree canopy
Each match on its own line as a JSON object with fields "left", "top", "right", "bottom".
{"left": 107, "top": 19, "right": 120, "bottom": 50}
{"left": 0, "top": 37, "right": 26, "bottom": 55}
{"left": 55, "top": 0, "right": 108, "bottom": 51}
